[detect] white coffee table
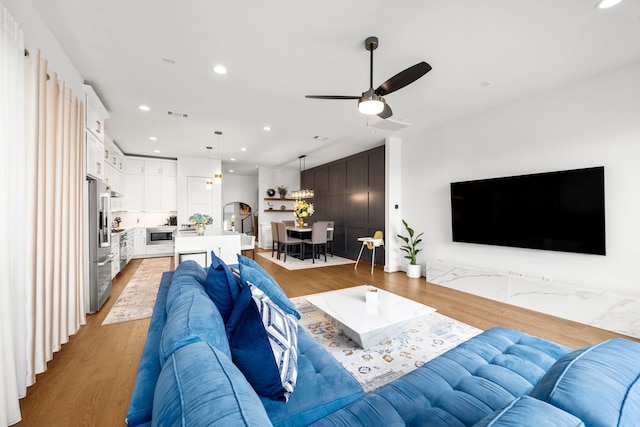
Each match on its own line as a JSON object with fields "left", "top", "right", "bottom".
{"left": 305, "top": 285, "right": 436, "bottom": 348}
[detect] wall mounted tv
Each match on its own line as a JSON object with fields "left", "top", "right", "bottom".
{"left": 450, "top": 166, "right": 605, "bottom": 255}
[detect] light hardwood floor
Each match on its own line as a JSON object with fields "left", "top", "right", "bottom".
{"left": 16, "top": 251, "right": 636, "bottom": 426}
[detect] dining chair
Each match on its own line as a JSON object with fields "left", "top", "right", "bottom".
{"left": 326, "top": 221, "right": 334, "bottom": 257}
{"left": 302, "top": 222, "right": 328, "bottom": 263}
{"left": 277, "top": 222, "right": 302, "bottom": 262}
{"left": 240, "top": 233, "right": 256, "bottom": 259}
{"left": 354, "top": 230, "right": 384, "bottom": 274}
{"left": 270, "top": 221, "right": 281, "bottom": 258}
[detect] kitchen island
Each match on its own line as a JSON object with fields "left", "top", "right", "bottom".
{"left": 174, "top": 228, "right": 241, "bottom": 267}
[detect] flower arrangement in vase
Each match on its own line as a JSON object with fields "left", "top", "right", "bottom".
{"left": 293, "top": 200, "right": 314, "bottom": 227}
{"left": 189, "top": 212, "right": 213, "bottom": 235}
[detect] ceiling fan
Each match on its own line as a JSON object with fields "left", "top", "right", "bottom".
{"left": 305, "top": 36, "right": 432, "bottom": 119}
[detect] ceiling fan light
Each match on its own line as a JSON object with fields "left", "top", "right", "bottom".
{"left": 358, "top": 90, "right": 385, "bottom": 115}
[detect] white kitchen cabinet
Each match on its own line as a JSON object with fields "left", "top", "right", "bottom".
{"left": 133, "top": 228, "right": 146, "bottom": 257}
{"left": 144, "top": 175, "right": 177, "bottom": 211}
{"left": 126, "top": 158, "right": 145, "bottom": 175}
{"left": 144, "top": 160, "right": 176, "bottom": 176}
{"left": 86, "top": 131, "right": 104, "bottom": 180}
{"left": 145, "top": 244, "right": 174, "bottom": 256}
{"left": 124, "top": 174, "right": 144, "bottom": 211}
{"left": 83, "top": 84, "right": 109, "bottom": 143}
{"left": 111, "top": 233, "right": 120, "bottom": 278}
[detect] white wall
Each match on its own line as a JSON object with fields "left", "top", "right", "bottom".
{"left": 399, "top": 61, "right": 640, "bottom": 297}
{"left": 222, "top": 173, "right": 258, "bottom": 216}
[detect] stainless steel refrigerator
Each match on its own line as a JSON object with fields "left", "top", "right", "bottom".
{"left": 87, "top": 179, "right": 113, "bottom": 313}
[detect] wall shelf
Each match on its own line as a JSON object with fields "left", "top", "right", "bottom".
{"left": 264, "top": 209, "right": 295, "bottom": 212}
{"left": 264, "top": 197, "right": 297, "bottom": 201}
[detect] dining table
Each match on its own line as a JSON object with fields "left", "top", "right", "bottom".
{"left": 284, "top": 225, "right": 334, "bottom": 259}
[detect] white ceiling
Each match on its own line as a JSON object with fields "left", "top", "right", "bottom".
{"left": 31, "top": 0, "right": 640, "bottom": 175}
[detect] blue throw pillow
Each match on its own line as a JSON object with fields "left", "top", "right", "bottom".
{"left": 226, "top": 281, "right": 299, "bottom": 401}
{"left": 203, "top": 250, "right": 241, "bottom": 323}
{"left": 237, "top": 257, "right": 300, "bottom": 320}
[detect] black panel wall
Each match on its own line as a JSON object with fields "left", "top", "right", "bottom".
{"left": 301, "top": 145, "right": 385, "bottom": 264}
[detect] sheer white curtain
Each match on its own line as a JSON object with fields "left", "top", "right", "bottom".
{"left": 0, "top": 3, "right": 25, "bottom": 425}
{"left": 0, "top": 4, "right": 86, "bottom": 425}
{"left": 23, "top": 48, "right": 86, "bottom": 385}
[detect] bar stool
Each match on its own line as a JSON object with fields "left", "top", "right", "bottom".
{"left": 354, "top": 231, "right": 384, "bottom": 274}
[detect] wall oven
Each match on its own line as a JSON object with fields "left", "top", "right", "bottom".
{"left": 146, "top": 227, "right": 175, "bottom": 245}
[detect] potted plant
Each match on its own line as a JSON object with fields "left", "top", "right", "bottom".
{"left": 277, "top": 185, "right": 288, "bottom": 199}
{"left": 397, "top": 219, "right": 424, "bottom": 278}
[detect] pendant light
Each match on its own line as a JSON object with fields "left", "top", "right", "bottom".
{"left": 205, "top": 146, "right": 213, "bottom": 189}
{"left": 214, "top": 131, "right": 223, "bottom": 184}
{"left": 291, "top": 155, "right": 314, "bottom": 199}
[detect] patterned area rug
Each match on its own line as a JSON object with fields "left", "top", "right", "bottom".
{"left": 256, "top": 251, "right": 355, "bottom": 270}
{"left": 291, "top": 296, "right": 482, "bottom": 392}
{"left": 102, "top": 257, "right": 172, "bottom": 325}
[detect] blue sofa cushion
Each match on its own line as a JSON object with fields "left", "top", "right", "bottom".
{"left": 152, "top": 341, "right": 273, "bottom": 427}
{"left": 226, "top": 282, "right": 299, "bottom": 401}
{"left": 204, "top": 250, "right": 241, "bottom": 323}
{"left": 159, "top": 291, "right": 231, "bottom": 365}
{"left": 529, "top": 338, "right": 640, "bottom": 427}
{"left": 473, "top": 396, "right": 584, "bottom": 427}
{"left": 165, "top": 275, "right": 208, "bottom": 314}
{"left": 366, "top": 327, "right": 570, "bottom": 426}
{"left": 126, "top": 271, "right": 173, "bottom": 427}
{"left": 261, "top": 328, "right": 365, "bottom": 427}
{"left": 171, "top": 259, "right": 206, "bottom": 284}
{"left": 307, "top": 393, "right": 405, "bottom": 427}
{"left": 237, "top": 257, "right": 300, "bottom": 319}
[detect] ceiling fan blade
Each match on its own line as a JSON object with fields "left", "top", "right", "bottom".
{"left": 377, "top": 103, "right": 393, "bottom": 119}
{"left": 305, "top": 95, "right": 360, "bottom": 100}
{"left": 375, "top": 61, "right": 432, "bottom": 96}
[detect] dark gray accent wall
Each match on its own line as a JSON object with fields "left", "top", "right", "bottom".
{"left": 301, "top": 145, "right": 385, "bottom": 264}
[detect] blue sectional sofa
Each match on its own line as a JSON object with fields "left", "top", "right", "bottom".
{"left": 126, "top": 256, "right": 640, "bottom": 426}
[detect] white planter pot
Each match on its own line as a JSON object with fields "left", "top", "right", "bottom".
{"left": 406, "top": 263, "right": 422, "bottom": 278}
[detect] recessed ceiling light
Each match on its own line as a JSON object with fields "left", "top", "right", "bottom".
{"left": 149, "top": 136, "right": 158, "bottom": 141}
{"left": 162, "top": 57, "right": 176, "bottom": 64}
{"left": 230, "top": 158, "right": 236, "bottom": 161}
{"left": 595, "top": 0, "right": 623, "bottom": 8}
{"left": 138, "top": 105, "right": 150, "bottom": 111}
{"left": 241, "top": 147, "right": 247, "bottom": 151}
{"left": 263, "top": 126, "right": 272, "bottom": 131}
{"left": 153, "top": 149, "right": 160, "bottom": 153}
{"left": 213, "top": 65, "right": 227, "bottom": 75}
{"left": 228, "top": 169, "right": 234, "bottom": 173}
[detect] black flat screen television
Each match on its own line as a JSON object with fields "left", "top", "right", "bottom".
{"left": 450, "top": 167, "right": 606, "bottom": 255}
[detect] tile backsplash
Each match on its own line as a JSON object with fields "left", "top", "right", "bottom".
{"left": 113, "top": 211, "right": 177, "bottom": 229}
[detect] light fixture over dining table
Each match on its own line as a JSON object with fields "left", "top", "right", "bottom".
{"left": 291, "top": 154, "right": 314, "bottom": 199}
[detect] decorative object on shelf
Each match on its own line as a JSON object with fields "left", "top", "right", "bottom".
{"left": 397, "top": 219, "right": 424, "bottom": 278}
{"left": 267, "top": 188, "right": 276, "bottom": 197}
{"left": 293, "top": 199, "right": 314, "bottom": 228}
{"left": 267, "top": 202, "right": 274, "bottom": 210}
{"left": 280, "top": 205, "right": 286, "bottom": 210}
{"left": 189, "top": 212, "right": 213, "bottom": 235}
{"left": 291, "top": 155, "right": 314, "bottom": 199}
{"left": 277, "top": 185, "right": 288, "bottom": 199}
